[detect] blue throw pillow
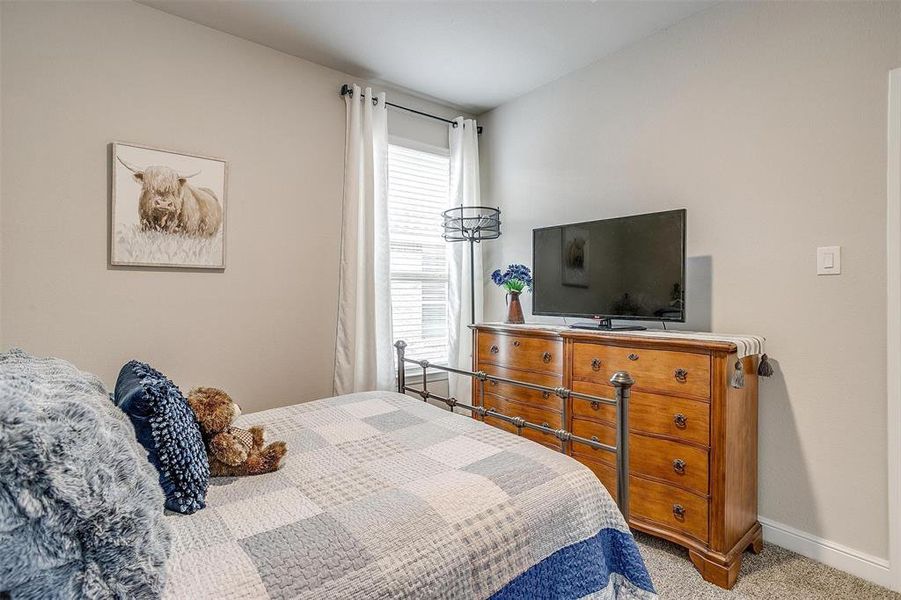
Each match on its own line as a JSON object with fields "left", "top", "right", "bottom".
{"left": 114, "top": 360, "right": 209, "bottom": 514}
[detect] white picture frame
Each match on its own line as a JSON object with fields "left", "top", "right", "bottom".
{"left": 111, "top": 142, "right": 228, "bottom": 269}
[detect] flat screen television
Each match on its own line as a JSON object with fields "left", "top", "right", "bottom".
{"left": 532, "top": 209, "right": 685, "bottom": 330}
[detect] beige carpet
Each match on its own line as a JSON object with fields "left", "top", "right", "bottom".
{"left": 635, "top": 532, "right": 899, "bottom": 599}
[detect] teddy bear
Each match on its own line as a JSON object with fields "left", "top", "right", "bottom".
{"left": 186, "top": 387, "right": 287, "bottom": 477}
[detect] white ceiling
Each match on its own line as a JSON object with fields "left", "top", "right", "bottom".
{"left": 140, "top": 1, "right": 716, "bottom": 114}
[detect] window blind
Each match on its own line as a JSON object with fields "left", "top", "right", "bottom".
{"left": 388, "top": 143, "right": 450, "bottom": 371}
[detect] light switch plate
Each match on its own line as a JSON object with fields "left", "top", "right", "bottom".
{"left": 817, "top": 246, "right": 841, "bottom": 275}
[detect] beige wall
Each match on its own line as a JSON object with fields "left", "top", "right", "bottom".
{"left": 0, "top": 1, "right": 462, "bottom": 413}
{"left": 0, "top": 3, "right": 3, "bottom": 345}
{"left": 478, "top": 1, "right": 901, "bottom": 558}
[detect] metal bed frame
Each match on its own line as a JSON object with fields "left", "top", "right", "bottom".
{"left": 394, "top": 340, "right": 634, "bottom": 520}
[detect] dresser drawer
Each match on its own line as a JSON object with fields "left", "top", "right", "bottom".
{"left": 482, "top": 393, "right": 561, "bottom": 446}
{"left": 571, "top": 420, "right": 709, "bottom": 495}
{"left": 630, "top": 476, "right": 709, "bottom": 543}
{"left": 631, "top": 434, "right": 709, "bottom": 495}
{"left": 478, "top": 332, "right": 562, "bottom": 375}
{"left": 571, "top": 381, "right": 711, "bottom": 447}
{"left": 477, "top": 363, "right": 562, "bottom": 410}
{"left": 572, "top": 343, "right": 711, "bottom": 399}
{"left": 631, "top": 392, "right": 710, "bottom": 447}
{"left": 570, "top": 380, "right": 618, "bottom": 423}
{"left": 570, "top": 417, "right": 616, "bottom": 465}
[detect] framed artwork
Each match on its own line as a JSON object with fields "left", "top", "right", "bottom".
{"left": 111, "top": 142, "right": 227, "bottom": 269}
{"left": 562, "top": 225, "right": 589, "bottom": 287}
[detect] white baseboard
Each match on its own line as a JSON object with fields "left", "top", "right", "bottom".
{"left": 759, "top": 517, "right": 893, "bottom": 590}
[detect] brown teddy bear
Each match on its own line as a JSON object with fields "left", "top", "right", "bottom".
{"left": 186, "top": 387, "right": 287, "bottom": 477}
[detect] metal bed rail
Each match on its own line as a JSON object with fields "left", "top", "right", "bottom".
{"left": 394, "top": 340, "right": 634, "bottom": 520}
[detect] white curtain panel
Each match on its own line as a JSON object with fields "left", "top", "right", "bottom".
{"left": 334, "top": 85, "right": 395, "bottom": 394}
{"left": 447, "top": 117, "right": 483, "bottom": 402}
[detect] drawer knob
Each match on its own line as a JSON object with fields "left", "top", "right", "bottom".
{"left": 542, "top": 352, "right": 552, "bottom": 363}
{"left": 674, "top": 368, "right": 688, "bottom": 383}
{"left": 513, "top": 340, "right": 521, "bottom": 347}
{"left": 590, "top": 400, "right": 600, "bottom": 411}
{"left": 542, "top": 391, "right": 551, "bottom": 399}
{"left": 673, "top": 504, "right": 686, "bottom": 519}
{"left": 673, "top": 413, "right": 688, "bottom": 428}
{"left": 591, "top": 435, "right": 599, "bottom": 443}
{"left": 489, "top": 380, "right": 498, "bottom": 387}
{"left": 591, "top": 358, "right": 602, "bottom": 371}
{"left": 628, "top": 353, "right": 639, "bottom": 361}
{"left": 672, "top": 459, "right": 686, "bottom": 474}
{"left": 490, "top": 345, "right": 499, "bottom": 354}
{"left": 542, "top": 422, "right": 550, "bottom": 428}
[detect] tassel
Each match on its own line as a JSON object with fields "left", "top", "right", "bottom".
{"left": 758, "top": 354, "right": 774, "bottom": 377}
{"left": 730, "top": 359, "right": 745, "bottom": 389}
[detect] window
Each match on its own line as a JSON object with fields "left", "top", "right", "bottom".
{"left": 387, "top": 142, "right": 450, "bottom": 371}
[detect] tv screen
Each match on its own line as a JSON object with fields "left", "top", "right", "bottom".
{"left": 532, "top": 209, "right": 685, "bottom": 322}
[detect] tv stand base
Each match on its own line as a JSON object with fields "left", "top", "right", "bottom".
{"left": 570, "top": 318, "right": 647, "bottom": 331}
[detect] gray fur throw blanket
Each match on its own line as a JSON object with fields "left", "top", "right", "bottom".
{"left": 0, "top": 349, "right": 171, "bottom": 599}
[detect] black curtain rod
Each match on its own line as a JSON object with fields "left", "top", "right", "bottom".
{"left": 340, "top": 84, "right": 482, "bottom": 135}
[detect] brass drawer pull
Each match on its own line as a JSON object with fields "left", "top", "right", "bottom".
{"left": 542, "top": 351, "right": 552, "bottom": 363}
{"left": 674, "top": 368, "right": 688, "bottom": 383}
{"left": 672, "top": 459, "right": 686, "bottom": 474}
{"left": 489, "top": 380, "right": 498, "bottom": 387}
{"left": 628, "top": 353, "right": 639, "bottom": 361}
{"left": 542, "top": 391, "right": 551, "bottom": 399}
{"left": 513, "top": 340, "right": 521, "bottom": 347}
{"left": 673, "top": 413, "right": 687, "bottom": 428}
{"left": 590, "top": 400, "right": 600, "bottom": 410}
{"left": 542, "top": 422, "right": 550, "bottom": 428}
{"left": 591, "top": 435, "right": 599, "bottom": 442}
{"left": 490, "top": 345, "right": 499, "bottom": 354}
{"left": 591, "top": 358, "right": 602, "bottom": 371}
{"left": 673, "top": 504, "right": 686, "bottom": 519}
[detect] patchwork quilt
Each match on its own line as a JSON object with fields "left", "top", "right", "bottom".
{"left": 164, "top": 391, "right": 656, "bottom": 599}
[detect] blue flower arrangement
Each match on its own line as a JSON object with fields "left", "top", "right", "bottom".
{"left": 491, "top": 264, "right": 533, "bottom": 294}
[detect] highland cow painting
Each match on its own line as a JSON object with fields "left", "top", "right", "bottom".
{"left": 111, "top": 142, "right": 227, "bottom": 269}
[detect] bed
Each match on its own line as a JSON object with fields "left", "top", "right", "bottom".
{"left": 162, "top": 390, "right": 656, "bottom": 599}
{"left": 1, "top": 348, "right": 654, "bottom": 599}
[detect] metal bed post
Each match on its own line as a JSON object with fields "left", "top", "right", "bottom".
{"left": 477, "top": 370, "right": 487, "bottom": 417}
{"left": 558, "top": 387, "right": 571, "bottom": 456}
{"left": 394, "top": 341, "right": 406, "bottom": 394}
{"left": 420, "top": 359, "right": 429, "bottom": 402}
{"left": 610, "top": 371, "right": 634, "bottom": 522}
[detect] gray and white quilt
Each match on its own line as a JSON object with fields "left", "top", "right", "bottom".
{"left": 164, "top": 391, "right": 656, "bottom": 599}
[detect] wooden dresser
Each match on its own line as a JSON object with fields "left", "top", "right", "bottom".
{"left": 471, "top": 323, "right": 761, "bottom": 589}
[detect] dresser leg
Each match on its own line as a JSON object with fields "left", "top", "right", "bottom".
{"left": 689, "top": 550, "right": 741, "bottom": 590}
{"left": 687, "top": 523, "right": 762, "bottom": 589}
{"left": 749, "top": 526, "right": 764, "bottom": 554}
